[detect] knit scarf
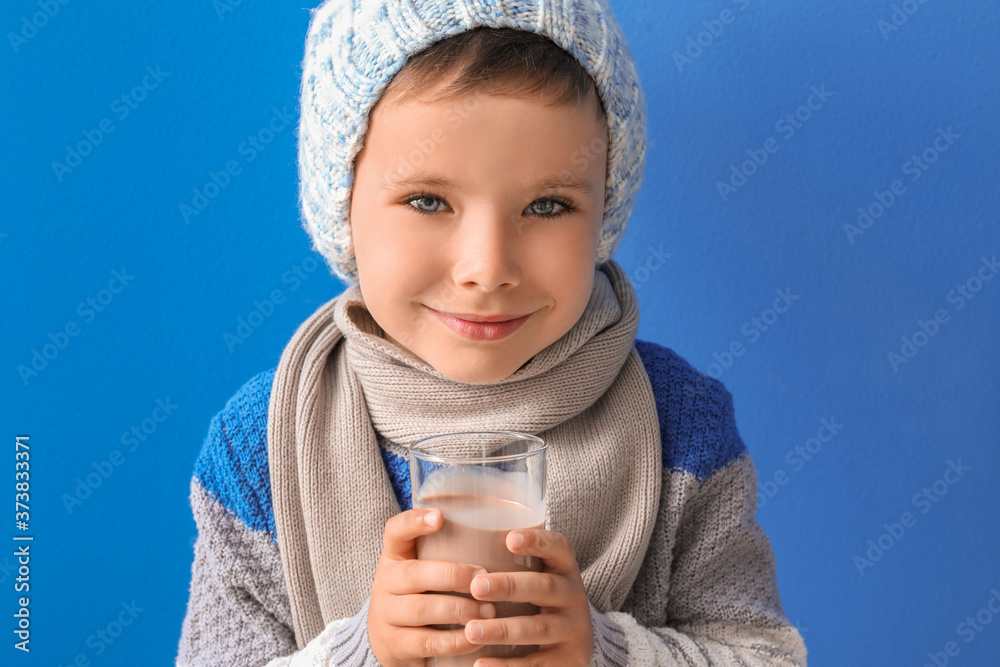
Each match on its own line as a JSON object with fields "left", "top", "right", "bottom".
{"left": 267, "top": 259, "right": 662, "bottom": 648}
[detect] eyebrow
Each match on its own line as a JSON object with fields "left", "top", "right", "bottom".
{"left": 382, "top": 171, "right": 595, "bottom": 197}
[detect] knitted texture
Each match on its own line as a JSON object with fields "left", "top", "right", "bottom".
{"left": 298, "top": 0, "right": 648, "bottom": 283}
{"left": 178, "top": 338, "right": 807, "bottom": 665}
{"left": 266, "top": 259, "right": 661, "bottom": 645}
{"left": 193, "top": 369, "right": 277, "bottom": 538}
{"left": 635, "top": 339, "right": 746, "bottom": 481}
{"left": 189, "top": 341, "right": 746, "bottom": 546}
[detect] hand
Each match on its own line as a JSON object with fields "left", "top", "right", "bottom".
{"left": 368, "top": 508, "right": 497, "bottom": 667}
{"left": 464, "top": 529, "right": 594, "bottom": 667}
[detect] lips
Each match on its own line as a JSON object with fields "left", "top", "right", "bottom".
{"left": 443, "top": 312, "right": 525, "bottom": 323}
{"left": 430, "top": 308, "right": 531, "bottom": 341}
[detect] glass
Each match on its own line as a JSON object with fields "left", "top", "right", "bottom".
{"left": 410, "top": 431, "right": 547, "bottom": 666}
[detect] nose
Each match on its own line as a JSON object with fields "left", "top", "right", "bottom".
{"left": 449, "top": 207, "right": 522, "bottom": 291}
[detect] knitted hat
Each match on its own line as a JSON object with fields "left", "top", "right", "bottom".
{"left": 298, "top": 0, "right": 647, "bottom": 284}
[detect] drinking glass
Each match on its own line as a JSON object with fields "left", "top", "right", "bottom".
{"left": 410, "top": 431, "right": 547, "bottom": 665}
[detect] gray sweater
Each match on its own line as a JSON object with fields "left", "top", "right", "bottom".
{"left": 176, "top": 341, "right": 807, "bottom": 666}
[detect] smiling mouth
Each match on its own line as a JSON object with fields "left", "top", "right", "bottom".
{"left": 439, "top": 311, "right": 528, "bottom": 322}
{"left": 428, "top": 308, "right": 532, "bottom": 341}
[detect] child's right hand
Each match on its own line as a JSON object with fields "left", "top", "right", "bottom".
{"left": 368, "top": 507, "right": 496, "bottom": 667}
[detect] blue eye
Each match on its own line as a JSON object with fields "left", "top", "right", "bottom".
{"left": 525, "top": 197, "right": 574, "bottom": 218}
{"left": 406, "top": 194, "right": 446, "bottom": 215}
{"left": 402, "top": 193, "right": 576, "bottom": 219}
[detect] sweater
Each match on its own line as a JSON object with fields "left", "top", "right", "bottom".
{"left": 176, "top": 339, "right": 807, "bottom": 666}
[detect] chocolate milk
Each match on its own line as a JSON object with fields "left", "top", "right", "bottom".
{"left": 415, "top": 470, "right": 545, "bottom": 666}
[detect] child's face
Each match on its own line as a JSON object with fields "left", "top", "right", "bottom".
{"left": 350, "top": 84, "right": 608, "bottom": 384}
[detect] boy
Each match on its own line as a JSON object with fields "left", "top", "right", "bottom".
{"left": 177, "top": 0, "right": 808, "bottom": 665}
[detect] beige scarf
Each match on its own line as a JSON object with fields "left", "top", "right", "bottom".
{"left": 267, "top": 259, "right": 662, "bottom": 648}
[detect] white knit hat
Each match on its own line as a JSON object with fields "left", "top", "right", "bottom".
{"left": 298, "top": 0, "right": 647, "bottom": 284}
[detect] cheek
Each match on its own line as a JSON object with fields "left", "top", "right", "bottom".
{"left": 352, "top": 209, "right": 430, "bottom": 280}
{"left": 530, "top": 221, "right": 600, "bottom": 273}
{"left": 354, "top": 232, "right": 435, "bottom": 326}
{"left": 533, "top": 244, "right": 595, "bottom": 312}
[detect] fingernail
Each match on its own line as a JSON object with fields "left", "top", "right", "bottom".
{"left": 479, "top": 603, "right": 494, "bottom": 619}
{"left": 472, "top": 576, "right": 490, "bottom": 597}
{"left": 423, "top": 511, "right": 439, "bottom": 528}
{"left": 467, "top": 621, "right": 484, "bottom": 640}
{"left": 509, "top": 532, "right": 524, "bottom": 549}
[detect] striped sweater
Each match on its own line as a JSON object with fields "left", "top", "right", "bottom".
{"left": 176, "top": 339, "right": 807, "bottom": 666}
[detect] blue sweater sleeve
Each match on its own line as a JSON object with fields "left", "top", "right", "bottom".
{"left": 193, "top": 368, "right": 278, "bottom": 541}
{"left": 634, "top": 338, "right": 746, "bottom": 481}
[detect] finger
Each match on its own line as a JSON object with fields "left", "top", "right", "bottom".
{"left": 382, "top": 508, "right": 443, "bottom": 559}
{"left": 465, "top": 612, "right": 576, "bottom": 647}
{"left": 384, "top": 593, "right": 496, "bottom": 627}
{"left": 469, "top": 570, "right": 572, "bottom": 607}
{"left": 391, "top": 626, "right": 482, "bottom": 659}
{"left": 505, "top": 529, "right": 579, "bottom": 576}
{"left": 473, "top": 647, "right": 564, "bottom": 667}
{"left": 386, "top": 559, "right": 489, "bottom": 595}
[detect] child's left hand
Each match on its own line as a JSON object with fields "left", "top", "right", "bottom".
{"left": 464, "top": 529, "right": 594, "bottom": 667}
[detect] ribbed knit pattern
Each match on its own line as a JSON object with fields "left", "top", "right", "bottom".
{"left": 591, "top": 601, "right": 630, "bottom": 666}
{"left": 297, "top": 0, "right": 647, "bottom": 283}
{"left": 267, "top": 260, "right": 661, "bottom": 645}
{"left": 259, "top": 606, "right": 380, "bottom": 667}
{"left": 177, "top": 336, "right": 807, "bottom": 666}
{"left": 183, "top": 340, "right": 747, "bottom": 549}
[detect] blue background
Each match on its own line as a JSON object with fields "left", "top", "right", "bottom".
{"left": 2, "top": 0, "right": 998, "bottom": 664}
